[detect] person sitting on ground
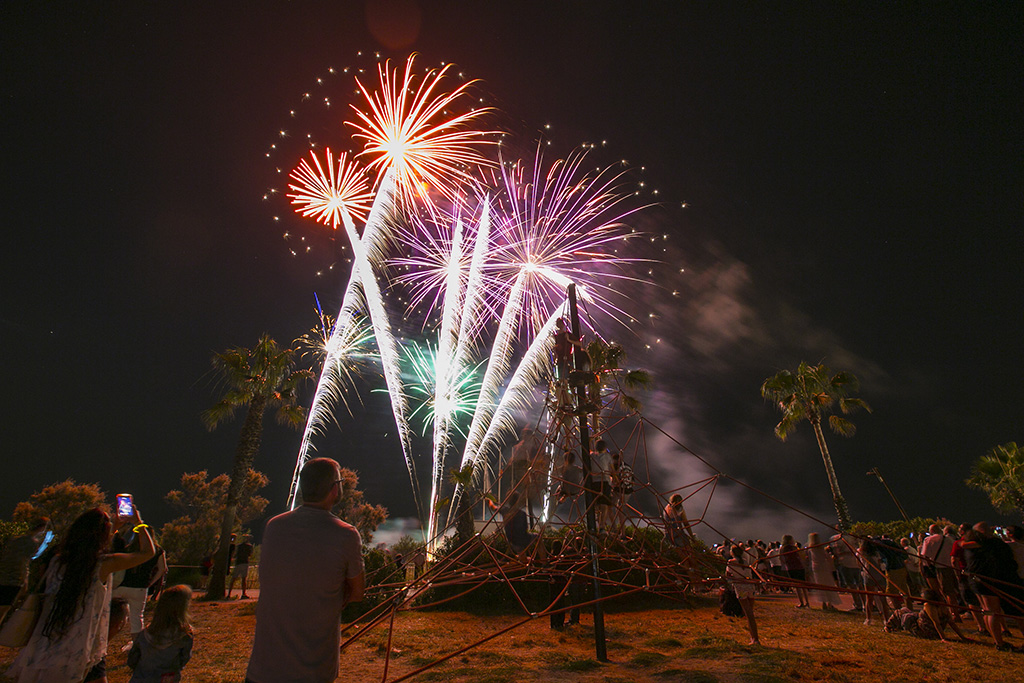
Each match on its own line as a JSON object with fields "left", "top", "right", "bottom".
{"left": 884, "top": 588, "right": 974, "bottom": 643}
{"left": 919, "top": 589, "right": 973, "bottom": 643}
{"left": 725, "top": 545, "right": 760, "bottom": 645}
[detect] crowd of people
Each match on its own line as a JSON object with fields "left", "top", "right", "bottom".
{"left": 717, "top": 523, "right": 1024, "bottom": 651}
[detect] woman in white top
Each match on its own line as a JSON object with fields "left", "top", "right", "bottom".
{"left": 8, "top": 507, "right": 155, "bottom": 683}
{"left": 725, "top": 545, "right": 760, "bottom": 645}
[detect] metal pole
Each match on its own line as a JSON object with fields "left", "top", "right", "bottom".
{"left": 866, "top": 467, "right": 910, "bottom": 522}
{"left": 567, "top": 284, "right": 607, "bottom": 661}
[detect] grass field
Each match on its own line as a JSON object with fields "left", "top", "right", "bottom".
{"left": 2, "top": 589, "right": 1022, "bottom": 682}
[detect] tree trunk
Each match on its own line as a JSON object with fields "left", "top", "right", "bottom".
{"left": 206, "top": 397, "right": 265, "bottom": 600}
{"left": 810, "top": 416, "right": 853, "bottom": 531}
{"left": 455, "top": 489, "right": 475, "bottom": 546}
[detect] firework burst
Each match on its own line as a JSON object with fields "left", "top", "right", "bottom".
{"left": 406, "top": 341, "right": 484, "bottom": 438}
{"left": 486, "top": 147, "right": 653, "bottom": 338}
{"left": 287, "top": 148, "right": 374, "bottom": 227}
{"left": 348, "top": 54, "right": 497, "bottom": 210}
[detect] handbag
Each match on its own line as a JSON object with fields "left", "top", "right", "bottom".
{"left": 718, "top": 584, "right": 744, "bottom": 617}
{"left": 0, "top": 592, "right": 43, "bottom": 647}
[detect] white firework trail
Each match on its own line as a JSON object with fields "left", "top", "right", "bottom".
{"left": 426, "top": 213, "right": 466, "bottom": 543}
{"left": 445, "top": 308, "right": 565, "bottom": 530}
{"left": 451, "top": 197, "right": 493, "bottom": 373}
{"left": 289, "top": 171, "right": 423, "bottom": 516}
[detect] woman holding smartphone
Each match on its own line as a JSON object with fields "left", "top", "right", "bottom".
{"left": 7, "top": 505, "right": 155, "bottom": 683}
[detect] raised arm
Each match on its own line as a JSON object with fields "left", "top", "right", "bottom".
{"left": 100, "top": 508, "right": 156, "bottom": 582}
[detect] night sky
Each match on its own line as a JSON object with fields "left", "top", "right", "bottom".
{"left": 2, "top": 3, "right": 1021, "bottom": 542}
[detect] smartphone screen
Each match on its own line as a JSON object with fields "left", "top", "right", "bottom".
{"left": 116, "top": 493, "right": 134, "bottom": 517}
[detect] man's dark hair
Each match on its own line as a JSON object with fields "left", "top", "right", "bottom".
{"left": 300, "top": 458, "right": 340, "bottom": 503}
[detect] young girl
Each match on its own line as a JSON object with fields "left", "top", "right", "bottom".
{"left": 726, "top": 544, "right": 760, "bottom": 645}
{"left": 126, "top": 585, "right": 193, "bottom": 683}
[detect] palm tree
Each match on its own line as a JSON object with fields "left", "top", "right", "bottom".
{"left": 202, "top": 334, "right": 312, "bottom": 599}
{"left": 761, "top": 362, "right": 871, "bottom": 530}
{"left": 583, "top": 339, "right": 652, "bottom": 432}
{"left": 966, "top": 442, "right": 1024, "bottom": 519}
{"left": 449, "top": 464, "right": 477, "bottom": 546}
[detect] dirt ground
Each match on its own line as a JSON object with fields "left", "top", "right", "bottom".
{"left": 2, "top": 589, "right": 1023, "bottom": 682}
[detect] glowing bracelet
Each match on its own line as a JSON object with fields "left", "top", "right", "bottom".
{"left": 133, "top": 524, "right": 150, "bottom": 533}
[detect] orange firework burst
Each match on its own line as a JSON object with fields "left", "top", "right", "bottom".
{"left": 287, "top": 148, "right": 373, "bottom": 228}
{"left": 347, "top": 54, "right": 496, "bottom": 209}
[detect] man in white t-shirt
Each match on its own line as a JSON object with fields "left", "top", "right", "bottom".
{"left": 246, "top": 458, "right": 365, "bottom": 683}
{"left": 829, "top": 533, "right": 865, "bottom": 611}
{"left": 918, "top": 523, "right": 956, "bottom": 603}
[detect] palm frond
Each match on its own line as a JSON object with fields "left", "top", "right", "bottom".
{"left": 275, "top": 404, "right": 308, "bottom": 428}
{"left": 840, "top": 397, "right": 872, "bottom": 414}
{"left": 622, "top": 369, "right": 653, "bottom": 390}
{"left": 202, "top": 402, "right": 238, "bottom": 431}
{"left": 774, "top": 415, "right": 799, "bottom": 441}
{"left": 622, "top": 394, "right": 643, "bottom": 414}
{"left": 829, "top": 415, "right": 857, "bottom": 437}
{"left": 829, "top": 371, "right": 860, "bottom": 393}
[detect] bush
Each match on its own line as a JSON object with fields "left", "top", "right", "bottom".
{"left": 165, "top": 565, "right": 203, "bottom": 589}
{"left": 849, "top": 517, "right": 951, "bottom": 542}
{"left": 0, "top": 520, "right": 30, "bottom": 551}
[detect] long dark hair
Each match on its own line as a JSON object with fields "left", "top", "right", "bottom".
{"left": 41, "top": 508, "right": 111, "bottom": 638}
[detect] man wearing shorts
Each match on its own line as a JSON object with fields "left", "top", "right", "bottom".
{"left": 229, "top": 535, "right": 253, "bottom": 599}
